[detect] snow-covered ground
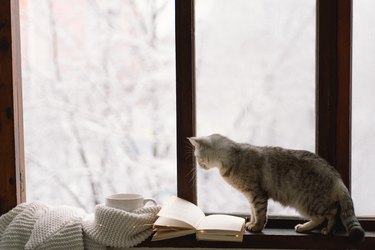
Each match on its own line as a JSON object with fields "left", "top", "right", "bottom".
{"left": 20, "top": 0, "right": 374, "bottom": 216}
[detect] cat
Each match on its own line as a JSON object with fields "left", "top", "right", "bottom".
{"left": 188, "top": 134, "right": 365, "bottom": 241}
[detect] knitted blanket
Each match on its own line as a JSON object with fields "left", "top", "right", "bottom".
{"left": 0, "top": 201, "right": 161, "bottom": 250}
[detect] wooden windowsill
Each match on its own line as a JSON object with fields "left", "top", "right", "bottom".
{"left": 138, "top": 228, "right": 375, "bottom": 249}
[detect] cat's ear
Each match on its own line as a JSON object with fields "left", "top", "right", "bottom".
{"left": 188, "top": 137, "right": 200, "bottom": 148}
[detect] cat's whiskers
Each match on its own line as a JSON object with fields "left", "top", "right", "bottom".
{"left": 184, "top": 139, "right": 195, "bottom": 161}
{"left": 187, "top": 168, "right": 197, "bottom": 184}
{"left": 184, "top": 162, "right": 197, "bottom": 184}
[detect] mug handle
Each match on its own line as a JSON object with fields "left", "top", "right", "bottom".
{"left": 143, "top": 198, "right": 157, "bottom": 206}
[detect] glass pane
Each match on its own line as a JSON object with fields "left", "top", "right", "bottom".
{"left": 352, "top": 0, "right": 375, "bottom": 216}
{"left": 20, "top": 0, "right": 176, "bottom": 212}
{"left": 196, "top": 0, "right": 316, "bottom": 214}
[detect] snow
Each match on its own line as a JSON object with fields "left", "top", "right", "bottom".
{"left": 352, "top": 0, "right": 375, "bottom": 217}
{"left": 20, "top": 0, "right": 374, "bottom": 216}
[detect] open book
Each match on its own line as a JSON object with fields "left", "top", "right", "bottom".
{"left": 152, "top": 196, "right": 245, "bottom": 242}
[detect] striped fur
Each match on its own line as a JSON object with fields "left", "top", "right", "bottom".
{"left": 189, "top": 134, "right": 364, "bottom": 241}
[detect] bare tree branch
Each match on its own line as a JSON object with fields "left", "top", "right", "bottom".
{"left": 26, "top": 152, "right": 87, "bottom": 209}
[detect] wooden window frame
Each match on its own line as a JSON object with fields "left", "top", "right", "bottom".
{"left": 175, "top": 0, "right": 356, "bottom": 210}
{"left": 170, "top": 0, "right": 375, "bottom": 248}
{"left": 0, "top": 0, "right": 374, "bottom": 248}
{"left": 0, "top": 0, "right": 26, "bottom": 214}
{"left": 175, "top": 0, "right": 356, "bottom": 204}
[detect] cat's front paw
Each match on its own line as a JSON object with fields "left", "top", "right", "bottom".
{"left": 320, "top": 227, "right": 331, "bottom": 235}
{"left": 294, "top": 224, "right": 304, "bottom": 233}
{"left": 246, "top": 222, "right": 264, "bottom": 233}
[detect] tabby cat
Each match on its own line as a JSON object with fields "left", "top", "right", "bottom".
{"left": 188, "top": 134, "right": 364, "bottom": 241}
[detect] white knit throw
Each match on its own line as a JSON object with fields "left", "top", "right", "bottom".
{"left": 25, "top": 206, "right": 86, "bottom": 250}
{"left": 0, "top": 201, "right": 49, "bottom": 250}
{"left": 83, "top": 204, "right": 161, "bottom": 248}
{"left": 0, "top": 202, "right": 161, "bottom": 250}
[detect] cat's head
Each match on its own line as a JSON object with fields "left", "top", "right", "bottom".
{"left": 188, "top": 134, "right": 233, "bottom": 170}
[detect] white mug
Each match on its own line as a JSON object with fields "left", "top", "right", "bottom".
{"left": 105, "top": 193, "right": 157, "bottom": 211}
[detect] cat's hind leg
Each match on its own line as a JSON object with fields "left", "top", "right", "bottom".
{"left": 321, "top": 215, "right": 335, "bottom": 235}
{"left": 295, "top": 217, "right": 325, "bottom": 233}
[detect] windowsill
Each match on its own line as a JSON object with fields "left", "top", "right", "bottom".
{"left": 138, "top": 228, "right": 375, "bottom": 249}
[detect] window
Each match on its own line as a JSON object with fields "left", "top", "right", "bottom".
{"left": 352, "top": 0, "right": 375, "bottom": 216}
{"left": 1, "top": 0, "right": 374, "bottom": 248}
{"left": 19, "top": 0, "right": 176, "bottom": 211}
{"left": 195, "top": 0, "right": 315, "bottom": 215}
{"left": 178, "top": 0, "right": 353, "bottom": 207}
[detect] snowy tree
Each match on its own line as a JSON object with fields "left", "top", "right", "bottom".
{"left": 20, "top": 0, "right": 374, "bottom": 216}
{"left": 21, "top": 0, "right": 176, "bottom": 212}
{"left": 195, "top": 0, "right": 315, "bottom": 214}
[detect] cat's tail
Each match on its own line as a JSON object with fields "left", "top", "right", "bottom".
{"left": 337, "top": 182, "right": 365, "bottom": 242}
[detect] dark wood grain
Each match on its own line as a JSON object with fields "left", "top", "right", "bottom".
{"left": 0, "top": 0, "right": 25, "bottom": 215}
{"left": 316, "top": 0, "right": 352, "bottom": 190}
{"left": 139, "top": 228, "right": 375, "bottom": 249}
{"left": 175, "top": 0, "right": 196, "bottom": 204}
{"left": 336, "top": 0, "right": 352, "bottom": 192}
{"left": 140, "top": 216, "right": 375, "bottom": 248}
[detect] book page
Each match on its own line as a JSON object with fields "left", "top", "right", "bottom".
{"left": 157, "top": 196, "right": 205, "bottom": 229}
{"left": 197, "top": 214, "right": 245, "bottom": 232}
{"left": 154, "top": 216, "right": 193, "bottom": 229}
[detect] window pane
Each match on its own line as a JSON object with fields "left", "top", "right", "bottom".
{"left": 196, "top": 0, "right": 315, "bottom": 214}
{"left": 20, "top": 0, "right": 176, "bottom": 212}
{"left": 352, "top": 0, "right": 375, "bottom": 216}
